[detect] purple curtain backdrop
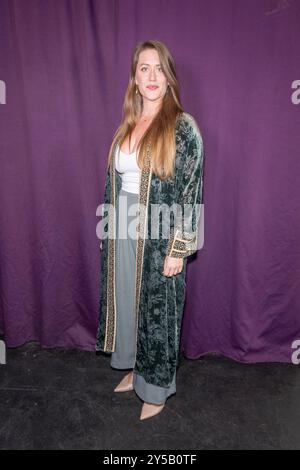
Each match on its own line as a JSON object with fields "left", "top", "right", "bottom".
{"left": 0, "top": 0, "right": 299, "bottom": 362}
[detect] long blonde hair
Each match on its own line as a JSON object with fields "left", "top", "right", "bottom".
{"left": 106, "top": 40, "right": 184, "bottom": 180}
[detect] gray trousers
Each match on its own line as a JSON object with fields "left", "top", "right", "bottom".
{"left": 111, "top": 188, "right": 176, "bottom": 404}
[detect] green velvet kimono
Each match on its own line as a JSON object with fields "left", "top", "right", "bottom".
{"left": 96, "top": 111, "right": 204, "bottom": 388}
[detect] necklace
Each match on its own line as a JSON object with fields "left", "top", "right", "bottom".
{"left": 140, "top": 114, "right": 156, "bottom": 122}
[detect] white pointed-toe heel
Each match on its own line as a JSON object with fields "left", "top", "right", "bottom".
{"left": 114, "top": 372, "right": 134, "bottom": 392}
{"left": 140, "top": 402, "right": 165, "bottom": 420}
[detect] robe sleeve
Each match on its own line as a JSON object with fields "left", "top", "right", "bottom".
{"left": 99, "top": 166, "right": 112, "bottom": 251}
{"left": 166, "top": 117, "right": 204, "bottom": 259}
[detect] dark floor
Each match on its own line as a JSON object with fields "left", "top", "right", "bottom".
{"left": 0, "top": 342, "right": 299, "bottom": 450}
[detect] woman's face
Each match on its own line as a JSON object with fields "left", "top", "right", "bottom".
{"left": 135, "top": 49, "right": 168, "bottom": 104}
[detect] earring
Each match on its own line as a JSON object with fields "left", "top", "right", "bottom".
{"left": 135, "top": 86, "right": 138, "bottom": 94}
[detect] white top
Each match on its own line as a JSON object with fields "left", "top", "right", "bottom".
{"left": 115, "top": 144, "right": 141, "bottom": 194}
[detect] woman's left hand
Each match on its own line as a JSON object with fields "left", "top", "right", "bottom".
{"left": 162, "top": 256, "right": 183, "bottom": 277}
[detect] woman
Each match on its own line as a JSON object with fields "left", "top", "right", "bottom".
{"left": 96, "top": 40, "right": 204, "bottom": 420}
